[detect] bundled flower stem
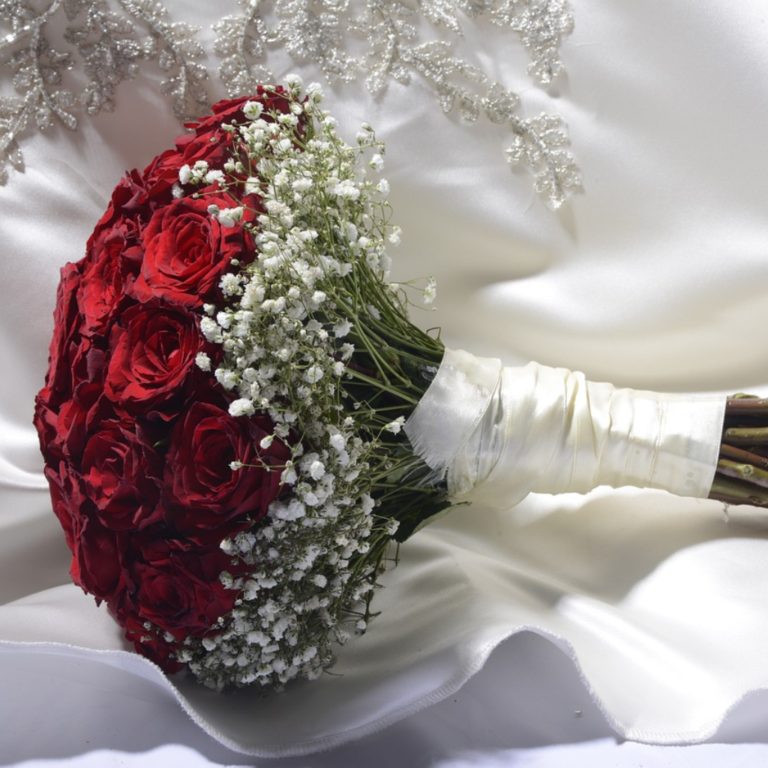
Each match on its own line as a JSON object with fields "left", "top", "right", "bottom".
{"left": 711, "top": 397, "right": 768, "bottom": 506}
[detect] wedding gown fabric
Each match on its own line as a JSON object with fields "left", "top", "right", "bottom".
{"left": 2, "top": 0, "right": 768, "bottom": 756}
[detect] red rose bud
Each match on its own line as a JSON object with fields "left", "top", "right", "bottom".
{"left": 71, "top": 513, "right": 126, "bottom": 601}
{"left": 47, "top": 381, "right": 102, "bottom": 465}
{"left": 43, "top": 461, "right": 82, "bottom": 555}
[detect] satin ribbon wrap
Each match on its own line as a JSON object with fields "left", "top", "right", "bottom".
{"left": 404, "top": 348, "right": 727, "bottom": 508}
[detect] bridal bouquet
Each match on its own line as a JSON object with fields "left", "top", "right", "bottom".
{"left": 33, "top": 78, "right": 768, "bottom": 692}
{"left": 34, "top": 78, "right": 449, "bottom": 690}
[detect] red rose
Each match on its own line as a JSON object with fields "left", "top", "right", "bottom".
{"left": 103, "top": 301, "right": 204, "bottom": 412}
{"left": 79, "top": 176, "right": 151, "bottom": 336}
{"left": 142, "top": 88, "right": 295, "bottom": 200}
{"left": 142, "top": 97, "right": 254, "bottom": 193}
{"left": 33, "top": 398, "right": 59, "bottom": 465}
{"left": 130, "top": 191, "right": 253, "bottom": 308}
{"left": 141, "top": 147, "right": 188, "bottom": 205}
{"left": 40, "top": 263, "right": 84, "bottom": 410}
{"left": 81, "top": 422, "right": 165, "bottom": 530}
{"left": 44, "top": 461, "right": 82, "bottom": 554}
{"left": 44, "top": 462, "right": 124, "bottom": 601}
{"left": 71, "top": 512, "right": 125, "bottom": 601}
{"left": 164, "top": 399, "right": 291, "bottom": 540}
{"left": 122, "top": 541, "right": 240, "bottom": 640}
{"left": 45, "top": 381, "right": 102, "bottom": 465}
{"left": 179, "top": 89, "right": 292, "bottom": 170}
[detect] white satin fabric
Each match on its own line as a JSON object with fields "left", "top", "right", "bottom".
{"left": 405, "top": 349, "right": 726, "bottom": 505}
{"left": 3, "top": 0, "right": 768, "bottom": 757}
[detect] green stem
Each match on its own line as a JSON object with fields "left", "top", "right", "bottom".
{"left": 723, "top": 426, "right": 768, "bottom": 444}
{"left": 342, "top": 367, "right": 420, "bottom": 405}
{"left": 725, "top": 396, "right": 768, "bottom": 414}
{"left": 709, "top": 476, "right": 768, "bottom": 506}
{"left": 716, "top": 459, "right": 768, "bottom": 490}
{"left": 720, "top": 443, "right": 768, "bottom": 470}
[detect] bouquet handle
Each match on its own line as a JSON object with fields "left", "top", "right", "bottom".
{"left": 405, "top": 349, "right": 727, "bottom": 509}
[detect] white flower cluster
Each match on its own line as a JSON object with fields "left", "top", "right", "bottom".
{"left": 174, "top": 80, "right": 416, "bottom": 690}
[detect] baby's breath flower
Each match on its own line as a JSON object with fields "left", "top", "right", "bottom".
{"left": 333, "top": 320, "right": 352, "bottom": 338}
{"left": 333, "top": 179, "right": 360, "bottom": 201}
{"left": 286, "top": 73, "right": 303, "bottom": 89}
{"left": 213, "top": 206, "right": 244, "bottom": 227}
{"left": 200, "top": 317, "right": 223, "bottom": 343}
{"left": 243, "top": 101, "right": 263, "bottom": 120}
{"left": 306, "top": 81, "right": 323, "bottom": 99}
{"left": 275, "top": 137, "right": 293, "bottom": 154}
{"left": 423, "top": 278, "right": 438, "bottom": 304}
{"left": 308, "top": 460, "right": 326, "bottom": 480}
{"left": 186, "top": 160, "right": 209, "bottom": 183}
{"left": 229, "top": 398, "right": 255, "bottom": 417}
{"left": 215, "top": 368, "right": 238, "bottom": 389}
{"left": 205, "top": 169, "right": 225, "bottom": 184}
{"left": 281, "top": 462, "right": 298, "bottom": 485}
{"left": 292, "top": 177, "right": 313, "bottom": 193}
{"left": 220, "top": 273, "right": 242, "bottom": 297}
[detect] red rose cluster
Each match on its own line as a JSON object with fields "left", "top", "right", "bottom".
{"left": 34, "top": 89, "right": 294, "bottom": 671}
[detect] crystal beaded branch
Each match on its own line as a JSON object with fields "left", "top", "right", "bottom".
{"left": 0, "top": 0, "right": 580, "bottom": 208}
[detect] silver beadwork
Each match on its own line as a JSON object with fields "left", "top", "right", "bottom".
{"left": 0, "top": 0, "right": 580, "bottom": 207}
